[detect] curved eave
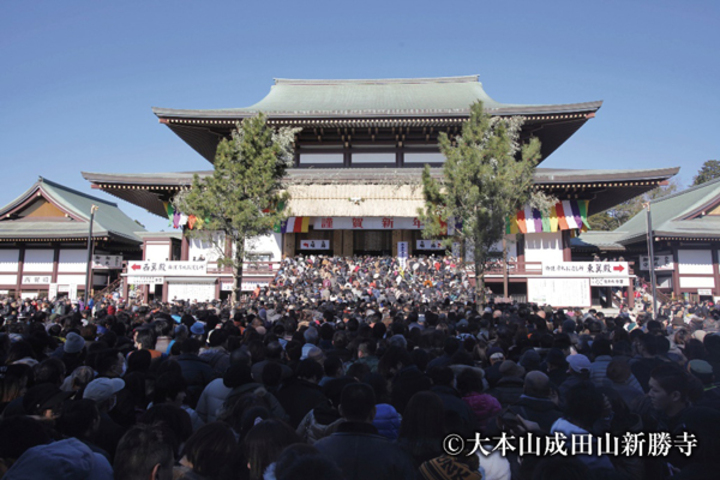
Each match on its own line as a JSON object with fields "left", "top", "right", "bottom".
{"left": 152, "top": 100, "right": 602, "bottom": 120}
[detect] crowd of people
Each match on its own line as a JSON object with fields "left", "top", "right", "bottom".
{"left": 0, "top": 254, "right": 719, "bottom": 479}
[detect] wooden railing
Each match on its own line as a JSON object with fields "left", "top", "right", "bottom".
{"left": 93, "top": 277, "right": 122, "bottom": 302}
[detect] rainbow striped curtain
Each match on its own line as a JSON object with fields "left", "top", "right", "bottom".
{"left": 276, "top": 217, "right": 310, "bottom": 233}
{"left": 506, "top": 200, "right": 589, "bottom": 234}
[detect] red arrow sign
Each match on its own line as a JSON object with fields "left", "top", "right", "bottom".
{"left": 131, "top": 264, "right": 141, "bottom": 271}
{"left": 303, "top": 243, "right": 308, "bottom": 247}
{"left": 613, "top": 265, "right": 625, "bottom": 272}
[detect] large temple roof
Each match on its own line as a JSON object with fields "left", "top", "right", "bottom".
{"left": 83, "top": 166, "right": 678, "bottom": 219}
{"left": 152, "top": 76, "right": 602, "bottom": 163}
{"left": 153, "top": 76, "right": 602, "bottom": 119}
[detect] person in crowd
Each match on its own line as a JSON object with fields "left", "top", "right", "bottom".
{"left": 314, "top": 383, "right": 416, "bottom": 480}
{"left": 114, "top": 423, "right": 175, "bottom": 480}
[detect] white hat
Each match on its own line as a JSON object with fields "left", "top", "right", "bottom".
{"left": 83, "top": 378, "right": 125, "bottom": 402}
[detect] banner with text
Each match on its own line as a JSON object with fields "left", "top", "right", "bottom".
{"left": 542, "top": 262, "right": 630, "bottom": 278}
{"left": 313, "top": 217, "right": 425, "bottom": 230}
{"left": 126, "top": 261, "right": 207, "bottom": 276}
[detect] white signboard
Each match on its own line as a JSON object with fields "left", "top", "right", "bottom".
{"left": 698, "top": 289, "right": 713, "bottom": 296}
{"left": 590, "top": 277, "right": 630, "bottom": 287}
{"left": 528, "top": 278, "right": 591, "bottom": 307}
{"left": 416, "top": 240, "right": 445, "bottom": 251}
{"left": 127, "top": 276, "right": 164, "bottom": 285}
{"left": 22, "top": 275, "right": 52, "bottom": 285}
{"left": 639, "top": 255, "right": 674, "bottom": 271}
{"left": 542, "top": 262, "right": 630, "bottom": 277}
{"left": 241, "top": 281, "right": 269, "bottom": 291}
{"left": 68, "top": 284, "right": 78, "bottom": 301}
{"left": 314, "top": 217, "right": 425, "bottom": 230}
{"left": 298, "top": 239, "right": 330, "bottom": 250}
{"left": 398, "top": 241, "right": 408, "bottom": 268}
{"left": 48, "top": 283, "right": 58, "bottom": 299}
{"left": 126, "top": 261, "right": 207, "bottom": 276}
{"left": 92, "top": 254, "right": 123, "bottom": 269}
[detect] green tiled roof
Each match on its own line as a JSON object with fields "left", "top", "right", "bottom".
{"left": 0, "top": 177, "right": 145, "bottom": 243}
{"left": 153, "top": 76, "right": 602, "bottom": 119}
{"left": 616, "top": 177, "right": 720, "bottom": 242}
{"left": 577, "top": 177, "right": 720, "bottom": 246}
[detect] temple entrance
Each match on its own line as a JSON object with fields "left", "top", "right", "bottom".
{"left": 353, "top": 230, "right": 392, "bottom": 256}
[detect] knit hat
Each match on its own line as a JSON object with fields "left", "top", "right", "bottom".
{"left": 83, "top": 378, "right": 125, "bottom": 403}
{"left": 499, "top": 360, "right": 526, "bottom": 378}
{"left": 63, "top": 332, "right": 85, "bottom": 354}
{"left": 567, "top": 354, "right": 592, "bottom": 374}
{"left": 562, "top": 319, "right": 577, "bottom": 334}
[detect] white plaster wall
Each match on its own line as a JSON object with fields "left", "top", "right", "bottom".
{"left": 524, "top": 232, "right": 564, "bottom": 264}
{"left": 0, "top": 250, "right": 19, "bottom": 272}
{"left": 678, "top": 250, "right": 714, "bottom": 274}
{"left": 56, "top": 274, "right": 86, "bottom": 285}
{"left": 145, "top": 243, "right": 170, "bottom": 262}
{"left": 168, "top": 283, "right": 216, "bottom": 302}
{"left": 189, "top": 233, "right": 224, "bottom": 262}
{"left": 58, "top": 249, "right": 87, "bottom": 272}
{"left": 23, "top": 249, "right": 54, "bottom": 272}
{"left": 232, "top": 233, "right": 283, "bottom": 262}
{"left": 679, "top": 277, "right": 715, "bottom": 289}
{"left": 0, "top": 274, "right": 17, "bottom": 284}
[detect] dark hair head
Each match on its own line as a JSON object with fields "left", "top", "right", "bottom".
{"left": 398, "top": 391, "right": 445, "bottom": 440}
{"left": 427, "top": 366, "right": 454, "bottom": 387}
{"left": 564, "top": 381, "right": 604, "bottom": 430}
{"left": 180, "top": 337, "right": 201, "bottom": 355}
{"left": 650, "top": 364, "right": 690, "bottom": 400}
{"left": 244, "top": 419, "right": 301, "bottom": 480}
{"left": 340, "top": 383, "right": 376, "bottom": 421}
{"left": 114, "top": 423, "right": 175, "bottom": 480}
{"left": 56, "top": 398, "right": 100, "bottom": 439}
{"left": 590, "top": 337, "right": 612, "bottom": 357}
{"left": 455, "top": 367, "right": 484, "bottom": 395}
{"left": 323, "top": 356, "right": 343, "bottom": 377}
{"left": 153, "top": 372, "right": 187, "bottom": 405}
{"left": 182, "top": 422, "right": 240, "bottom": 479}
{"left": 139, "top": 404, "right": 193, "bottom": 455}
{"left": 296, "top": 358, "right": 323, "bottom": 382}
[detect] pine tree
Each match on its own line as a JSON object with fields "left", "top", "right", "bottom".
{"left": 693, "top": 160, "right": 720, "bottom": 186}
{"left": 420, "top": 101, "right": 549, "bottom": 304}
{"left": 174, "top": 114, "right": 297, "bottom": 305}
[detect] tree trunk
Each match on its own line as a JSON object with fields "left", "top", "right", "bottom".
{"left": 475, "top": 256, "right": 485, "bottom": 306}
{"left": 502, "top": 237, "right": 509, "bottom": 298}
{"left": 232, "top": 237, "right": 245, "bottom": 308}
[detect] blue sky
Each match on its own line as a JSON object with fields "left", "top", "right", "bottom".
{"left": 1, "top": 0, "right": 718, "bottom": 231}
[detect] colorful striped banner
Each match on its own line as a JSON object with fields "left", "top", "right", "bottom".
{"left": 506, "top": 200, "right": 589, "bottom": 234}
{"left": 282, "top": 217, "right": 309, "bottom": 233}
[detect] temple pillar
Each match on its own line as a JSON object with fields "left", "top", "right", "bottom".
{"left": 392, "top": 230, "right": 402, "bottom": 256}
{"left": 333, "top": 230, "right": 343, "bottom": 256}
{"left": 342, "top": 231, "right": 353, "bottom": 257}
{"left": 283, "top": 233, "right": 296, "bottom": 257}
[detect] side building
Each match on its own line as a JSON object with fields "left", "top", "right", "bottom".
{"left": 84, "top": 76, "right": 679, "bottom": 307}
{"left": 575, "top": 177, "right": 720, "bottom": 302}
{"left": 0, "top": 177, "right": 144, "bottom": 300}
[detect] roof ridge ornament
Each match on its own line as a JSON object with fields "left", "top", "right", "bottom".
{"left": 273, "top": 75, "right": 480, "bottom": 86}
